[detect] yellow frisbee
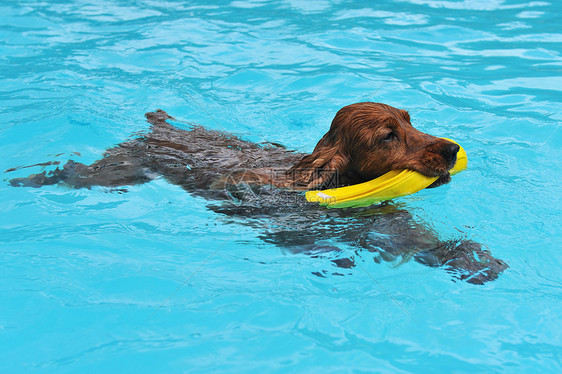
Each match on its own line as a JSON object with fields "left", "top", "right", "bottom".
{"left": 305, "top": 138, "right": 467, "bottom": 208}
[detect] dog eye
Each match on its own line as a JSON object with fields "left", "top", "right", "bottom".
{"left": 383, "top": 131, "right": 395, "bottom": 142}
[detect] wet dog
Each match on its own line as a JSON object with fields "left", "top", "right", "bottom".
{"left": 9, "top": 102, "right": 508, "bottom": 284}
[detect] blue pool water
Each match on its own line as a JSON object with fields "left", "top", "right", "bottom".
{"left": 1, "top": 0, "right": 561, "bottom": 372}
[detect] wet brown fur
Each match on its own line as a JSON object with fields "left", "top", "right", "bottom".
{"left": 9, "top": 102, "right": 459, "bottom": 194}
{"left": 8, "top": 102, "right": 507, "bottom": 285}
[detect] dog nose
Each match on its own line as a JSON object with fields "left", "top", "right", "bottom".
{"left": 441, "top": 142, "right": 460, "bottom": 164}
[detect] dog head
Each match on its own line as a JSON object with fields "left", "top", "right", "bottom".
{"left": 290, "top": 102, "right": 459, "bottom": 189}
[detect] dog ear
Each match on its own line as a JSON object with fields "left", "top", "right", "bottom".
{"left": 288, "top": 135, "right": 349, "bottom": 189}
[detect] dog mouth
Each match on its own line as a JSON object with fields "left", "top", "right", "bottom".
{"left": 426, "top": 173, "right": 451, "bottom": 188}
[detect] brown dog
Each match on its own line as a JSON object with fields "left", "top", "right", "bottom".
{"left": 9, "top": 102, "right": 507, "bottom": 284}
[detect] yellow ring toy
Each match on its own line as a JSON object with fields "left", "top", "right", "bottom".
{"left": 305, "top": 138, "right": 467, "bottom": 208}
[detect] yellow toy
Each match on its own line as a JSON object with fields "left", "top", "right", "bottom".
{"left": 305, "top": 139, "right": 467, "bottom": 208}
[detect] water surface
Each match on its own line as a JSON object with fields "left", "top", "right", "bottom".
{"left": 1, "top": 0, "right": 561, "bottom": 372}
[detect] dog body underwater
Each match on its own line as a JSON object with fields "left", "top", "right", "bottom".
{"left": 9, "top": 102, "right": 508, "bottom": 284}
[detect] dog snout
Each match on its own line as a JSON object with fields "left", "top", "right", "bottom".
{"left": 441, "top": 142, "right": 459, "bottom": 166}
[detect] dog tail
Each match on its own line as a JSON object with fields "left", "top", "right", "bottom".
{"left": 8, "top": 160, "right": 85, "bottom": 188}
{"left": 145, "top": 109, "right": 174, "bottom": 128}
